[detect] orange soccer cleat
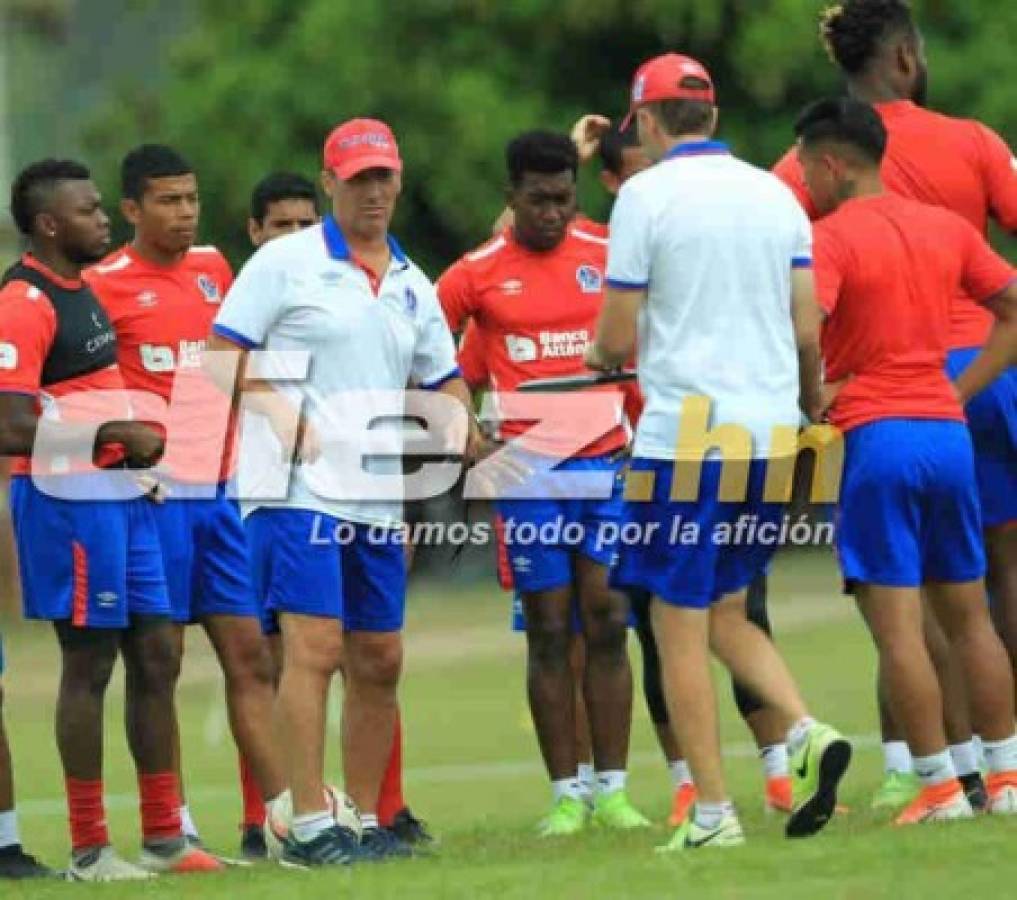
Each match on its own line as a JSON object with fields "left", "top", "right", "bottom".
{"left": 894, "top": 779, "right": 973, "bottom": 825}
{"left": 668, "top": 782, "right": 697, "bottom": 827}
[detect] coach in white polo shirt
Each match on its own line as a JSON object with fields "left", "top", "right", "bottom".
{"left": 207, "top": 118, "right": 478, "bottom": 866}
{"left": 586, "top": 54, "right": 850, "bottom": 851}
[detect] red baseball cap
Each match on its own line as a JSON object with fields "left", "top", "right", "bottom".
{"left": 620, "top": 53, "right": 716, "bottom": 130}
{"left": 323, "top": 118, "right": 403, "bottom": 181}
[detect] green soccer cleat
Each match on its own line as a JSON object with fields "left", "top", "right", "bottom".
{"left": 871, "top": 771, "right": 922, "bottom": 810}
{"left": 655, "top": 813, "right": 745, "bottom": 853}
{"left": 786, "top": 722, "right": 852, "bottom": 839}
{"left": 537, "top": 797, "right": 589, "bottom": 838}
{"left": 591, "top": 791, "right": 651, "bottom": 830}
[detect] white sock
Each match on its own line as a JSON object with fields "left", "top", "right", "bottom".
{"left": 912, "top": 750, "right": 957, "bottom": 787}
{"left": 982, "top": 734, "right": 1017, "bottom": 774}
{"left": 577, "top": 763, "right": 595, "bottom": 797}
{"left": 693, "top": 800, "right": 735, "bottom": 830}
{"left": 595, "top": 770, "right": 627, "bottom": 796}
{"left": 759, "top": 744, "right": 789, "bottom": 779}
{"left": 949, "top": 741, "right": 980, "bottom": 777}
{"left": 669, "top": 760, "right": 692, "bottom": 788}
{"left": 883, "top": 741, "right": 913, "bottom": 775}
{"left": 972, "top": 735, "right": 986, "bottom": 768}
{"left": 786, "top": 717, "right": 817, "bottom": 756}
{"left": 360, "top": 813, "right": 379, "bottom": 831}
{"left": 0, "top": 809, "right": 19, "bottom": 848}
{"left": 179, "top": 805, "right": 199, "bottom": 840}
{"left": 552, "top": 777, "right": 584, "bottom": 803}
{"left": 291, "top": 809, "right": 334, "bottom": 843}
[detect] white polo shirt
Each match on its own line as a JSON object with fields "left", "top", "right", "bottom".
{"left": 213, "top": 217, "right": 460, "bottom": 526}
{"left": 606, "top": 140, "right": 812, "bottom": 461}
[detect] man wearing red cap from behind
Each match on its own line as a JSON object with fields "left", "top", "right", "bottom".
{"left": 208, "top": 119, "right": 479, "bottom": 866}
{"left": 587, "top": 53, "right": 851, "bottom": 851}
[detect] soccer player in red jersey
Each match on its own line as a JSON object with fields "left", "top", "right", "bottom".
{"left": 773, "top": 0, "right": 1017, "bottom": 810}
{"left": 438, "top": 131, "right": 649, "bottom": 835}
{"left": 0, "top": 159, "right": 220, "bottom": 878}
{"left": 85, "top": 146, "right": 284, "bottom": 861}
{"left": 796, "top": 97, "right": 1017, "bottom": 823}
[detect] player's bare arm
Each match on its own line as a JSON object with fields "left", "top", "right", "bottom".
{"left": 586, "top": 286, "right": 643, "bottom": 371}
{"left": 953, "top": 281, "right": 1017, "bottom": 403}
{"left": 203, "top": 332, "right": 321, "bottom": 463}
{"left": 790, "top": 269, "right": 826, "bottom": 423}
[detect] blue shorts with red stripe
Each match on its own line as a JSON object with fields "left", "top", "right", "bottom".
{"left": 610, "top": 458, "right": 784, "bottom": 609}
{"left": 9, "top": 475, "right": 170, "bottom": 629}
{"left": 494, "top": 453, "right": 625, "bottom": 594}
{"left": 149, "top": 481, "right": 259, "bottom": 624}
{"left": 245, "top": 508, "right": 406, "bottom": 634}
{"left": 837, "top": 419, "right": 985, "bottom": 586}
{"left": 946, "top": 349, "right": 1016, "bottom": 528}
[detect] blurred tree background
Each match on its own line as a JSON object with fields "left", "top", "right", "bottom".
{"left": 4, "top": 0, "right": 1014, "bottom": 273}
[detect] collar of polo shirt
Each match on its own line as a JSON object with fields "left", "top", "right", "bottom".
{"left": 322, "top": 214, "right": 408, "bottom": 268}
{"left": 662, "top": 140, "right": 730, "bottom": 161}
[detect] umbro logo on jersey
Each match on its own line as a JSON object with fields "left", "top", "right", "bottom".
{"left": 196, "top": 274, "right": 221, "bottom": 304}
{"left": 403, "top": 287, "right": 418, "bottom": 316}
{"left": 576, "top": 265, "right": 603, "bottom": 294}
{"left": 96, "top": 591, "right": 119, "bottom": 608}
{"left": 136, "top": 290, "right": 158, "bottom": 308}
{"left": 500, "top": 278, "right": 523, "bottom": 296}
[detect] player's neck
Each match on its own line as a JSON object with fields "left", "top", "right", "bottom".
{"left": 131, "top": 235, "right": 187, "bottom": 268}
{"left": 346, "top": 233, "right": 391, "bottom": 273}
{"left": 841, "top": 172, "right": 885, "bottom": 203}
{"left": 28, "top": 245, "right": 81, "bottom": 281}
{"left": 847, "top": 75, "right": 909, "bottom": 106}
{"left": 661, "top": 132, "right": 714, "bottom": 156}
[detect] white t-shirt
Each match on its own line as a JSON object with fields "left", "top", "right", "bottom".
{"left": 214, "top": 219, "right": 459, "bottom": 525}
{"left": 606, "top": 141, "right": 812, "bottom": 461}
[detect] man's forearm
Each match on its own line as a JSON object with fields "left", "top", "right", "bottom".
{"left": 954, "top": 321, "right": 1017, "bottom": 403}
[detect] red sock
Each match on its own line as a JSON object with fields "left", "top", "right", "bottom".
{"left": 138, "top": 772, "right": 182, "bottom": 843}
{"left": 238, "top": 755, "right": 266, "bottom": 828}
{"left": 66, "top": 778, "right": 109, "bottom": 851}
{"left": 377, "top": 710, "right": 405, "bottom": 827}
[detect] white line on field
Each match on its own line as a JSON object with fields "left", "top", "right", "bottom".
{"left": 16, "top": 733, "right": 881, "bottom": 818}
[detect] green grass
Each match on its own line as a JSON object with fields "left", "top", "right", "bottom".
{"left": 1, "top": 548, "right": 1014, "bottom": 898}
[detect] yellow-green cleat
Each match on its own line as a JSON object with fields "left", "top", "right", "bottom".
{"left": 537, "top": 796, "right": 588, "bottom": 837}
{"left": 591, "top": 791, "right": 651, "bottom": 830}
{"left": 655, "top": 813, "right": 745, "bottom": 852}
{"left": 786, "top": 721, "right": 852, "bottom": 839}
{"left": 871, "top": 770, "right": 922, "bottom": 810}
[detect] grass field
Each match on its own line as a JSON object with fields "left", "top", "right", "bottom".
{"left": 1, "top": 547, "right": 1014, "bottom": 898}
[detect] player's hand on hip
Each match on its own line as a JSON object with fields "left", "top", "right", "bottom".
{"left": 584, "top": 344, "right": 614, "bottom": 372}
{"left": 110, "top": 421, "right": 165, "bottom": 468}
{"left": 571, "top": 114, "right": 612, "bottom": 164}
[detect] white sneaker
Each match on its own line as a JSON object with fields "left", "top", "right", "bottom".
{"left": 656, "top": 813, "right": 746, "bottom": 852}
{"left": 66, "top": 845, "right": 154, "bottom": 882}
{"left": 987, "top": 774, "right": 1017, "bottom": 815}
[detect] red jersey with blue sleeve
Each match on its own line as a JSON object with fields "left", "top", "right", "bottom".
{"left": 85, "top": 245, "right": 236, "bottom": 483}
{"left": 0, "top": 255, "right": 130, "bottom": 475}
{"left": 774, "top": 101, "right": 1017, "bottom": 349}
{"left": 813, "top": 194, "right": 1015, "bottom": 433}
{"left": 437, "top": 224, "right": 628, "bottom": 457}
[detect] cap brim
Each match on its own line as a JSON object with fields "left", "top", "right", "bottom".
{"left": 332, "top": 155, "right": 403, "bottom": 181}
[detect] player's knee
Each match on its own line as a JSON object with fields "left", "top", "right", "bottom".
{"left": 582, "top": 602, "right": 628, "bottom": 657}
{"left": 222, "top": 635, "right": 276, "bottom": 688}
{"left": 526, "top": 620, "right": 571, "bottom": 667}
{"left": 348, "top": 635, "right": 402, "bottom": 688}
{"left": 130, "top": 629, "right": 181, "bottom": 693}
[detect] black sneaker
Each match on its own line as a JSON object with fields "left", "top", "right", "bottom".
{"left": 960, "top": 772, "right": 989, "bottom": 812}
{"left": 281, "top": 826, "right": 359, "bottom": 868}
{"left": 240, "top": 824, "right": 268, "bottom": 861}
{"left": 355, "top": 827, "right": 413, "bottom": 862}
{"left": 388, "top": 807, "right": 434, "bottom": 845}
{"left": 0, "top": 844, "right": 55, "bottom": 880}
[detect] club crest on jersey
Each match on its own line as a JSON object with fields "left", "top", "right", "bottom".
{"left": 136, "top": 290, "right": 158, "bottom": 308}
{"left": 196, "top": 274, "right": 221, "bottom": 304}
{"left": 500, "top": 278, "right": 524, "bottom": 296}
{"left": 576, "top": 265, "right": 603, "bottom": 294}
{"left": 403, "top": 287, "right": 418, "bottom": 316}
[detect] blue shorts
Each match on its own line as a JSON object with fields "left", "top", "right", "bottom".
{"left": 150, "top": 481, "right": 258, "bottom": 624}
{"left": 495, "top": 453, "right": 624, "bottom": 593}
{"left": 9, "top": 475, "right": 171, "bottom": 629}
{"left": 245, "top": 508, "right": 406, "bottom": 634}
{"left": 837, "top": 419, "right": 985, "bottom": 587}
{"left": 610, "top": 458, "right": 784, "bottom": 609}
{"left": 946, "top": 349, "right": 1016, "bottom": 528}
